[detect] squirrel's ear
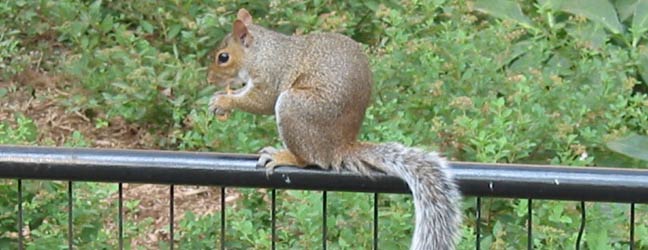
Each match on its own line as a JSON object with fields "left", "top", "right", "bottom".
{"left": 233, "top": 20, "right": 252, "bottom": 47}
{"left": 236, "top": 8, "right": 253, "bottom": 25}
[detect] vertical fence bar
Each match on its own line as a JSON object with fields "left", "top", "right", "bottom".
{"left": 476, "top": 197, "right": 481, "bottom": 250}
{"left": 18, "top": 179, "right": 23, "bottom": 250}
{"left": 576, "top": 201, "right": 586, "bottom": 250}
{"left": 528, "top": 198, "right": 532, "bottom": 250}
{"left": 373, "top": 193, "right": 378, "bottom": 250}
{"left": 221, "top": 187, "right": 225, "bottom": 250}
{"left": 169, "top": 185, "right": 174, "bottom": 250}
{"left": 271, "top": 189, "right": 276, "bottom": 250}
{"left": 118, "top": 183, "right": 123, "bottom": 250}
{"left": 323, "top": 191, "right": 327, "bottom": 250}
{"left": 68, "top": 181, "right": 73, "bottom": 250}
{"left": 630, "top": 202, "right": 635, "bottom": 250}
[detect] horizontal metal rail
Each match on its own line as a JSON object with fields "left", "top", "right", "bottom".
{"left": 1, "top": 145, "right": 648, "bottom": 203}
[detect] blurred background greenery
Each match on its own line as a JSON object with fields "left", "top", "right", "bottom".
{"left": 1, "top": 0, "right": 647, "bottom": 249}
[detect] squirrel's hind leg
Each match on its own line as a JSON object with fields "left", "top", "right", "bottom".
{"left": 257, "top": 146, "right": 308, "bottom": 174}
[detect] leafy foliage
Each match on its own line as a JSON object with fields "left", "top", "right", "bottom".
{"left": 1, "top": 0, "right": 648, "bottom": 249}
{"left": 0, "top": 118, "right": 136, "bottom": 248}
{"left": 0, "top": 115, "right": 38, "bottom": 145}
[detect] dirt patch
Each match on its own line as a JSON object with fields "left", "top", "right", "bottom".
{"left": 1, "top": 69, "right": 155, "bottom": 148}
{"left": 2, "top": 69, "right": 234, "bottom": 248}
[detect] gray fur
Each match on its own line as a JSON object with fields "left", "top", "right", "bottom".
{"left": 345, "top": 143, "right": 462, "bottom": 250}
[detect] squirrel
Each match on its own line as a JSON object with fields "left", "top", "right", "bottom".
{"left": 208, "top": 9, "right": 461, "bottom": 249}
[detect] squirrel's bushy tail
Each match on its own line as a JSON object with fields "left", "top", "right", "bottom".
{"left": 342, "top": 142, "right": 461, "bottom": 250}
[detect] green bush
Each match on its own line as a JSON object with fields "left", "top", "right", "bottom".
{"left": 0, "top": 115, "right": 38, "bottom": 145}
{"left": 0, "top": 117, "right": 137, "bottom": 248}
{"left": 1, "top": 0, "right": 647, "bottom": 249}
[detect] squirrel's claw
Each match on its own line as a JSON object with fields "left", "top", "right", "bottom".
{"left": 257, "top": 146, "right": 279, "bottom": 177}
{"left": 257, "top": 152, "right": 274, "bottom": 168}
{"left": 264, "top": 161, "right": 279, "bottom": 176}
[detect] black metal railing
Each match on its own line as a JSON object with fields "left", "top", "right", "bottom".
{"left": 1, "top": 145, "right": 647, "bottom": 249}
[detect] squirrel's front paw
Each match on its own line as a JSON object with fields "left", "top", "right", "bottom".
{"left": 208, "top": 92, "right": 233, "bottom": 117}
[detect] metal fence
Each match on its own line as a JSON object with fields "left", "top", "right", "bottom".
{"left": 1, "top": 145, "right": 648, "bottom": 249}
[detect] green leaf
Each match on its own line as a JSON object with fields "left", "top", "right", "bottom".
{"left": 362, "top": 1, "right": 379, "bottom": 11}
{"left": 474, "top": 0, "right": 534, "bottom": 29}
{"left": 140, "top": 20, "right": 154, "bottom": 34}
{"left": 432, "top": 0, "right": 447, "bottom": 8}
{"left": 560, "top": 0, "right": 624, "bottom": 34}
{"left": 99, "top": 15, "right": 113, "bottom": 33}
{"left": 566, "top": 21, "right": 609, "bottom": 49}
{"left": 586, "top": 227, "right": 610, "bottom": 250}
{"left": 606, "top": 134, "right": 648, "bottom": 161}
{"left": 167, "top": 24, "right": 182, "bottom": 40}
{"left": 615, "top": 0, "right": 639, "bottom": 21}
{"left": 638, "top": 50, "right": 648, "bottom": 84}
{"left": 545, "top": 52, "right": 574, "bottom": 76}
{"left": 499, "top": 40, "right": 532, "bottom": 68}
{"left": 631, "top": 0, "right": 648, "bottom": 45}
{"left": 636, "top": 224, "right": 648, "bottom": 245}
{"left": 537, "top": 0, "right": 560, "bottom": 9}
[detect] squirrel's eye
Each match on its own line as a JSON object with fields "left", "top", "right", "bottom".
{"left": 218, "top": 52, "right": 229, "bottom": 64}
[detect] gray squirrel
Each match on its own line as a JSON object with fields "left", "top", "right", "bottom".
{"left": 208, "top": 9, "right": 461, "bottom": 249}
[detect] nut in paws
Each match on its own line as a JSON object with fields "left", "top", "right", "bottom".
{"left": 209, "top": 92, "right": 233, "bottom": 118}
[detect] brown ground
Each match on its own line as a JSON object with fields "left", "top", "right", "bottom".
{"left": 1, "top": 69, "right": 234, "bottom": 248}
{"left": 114, "top": 184, "right": 241, "bottom": 247}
